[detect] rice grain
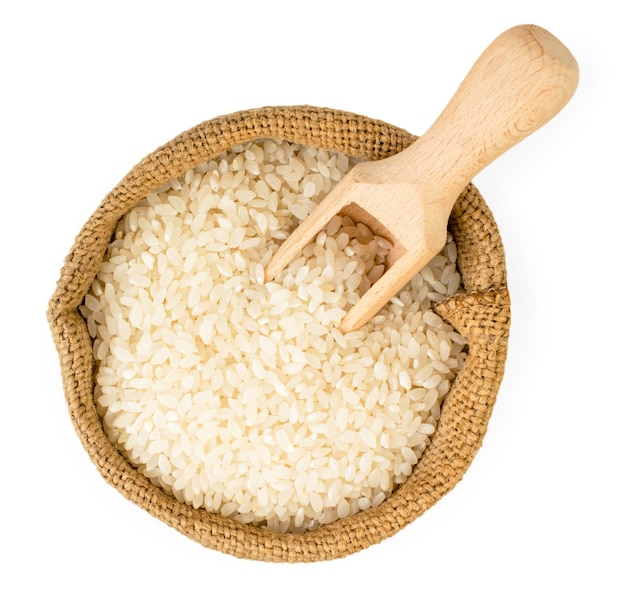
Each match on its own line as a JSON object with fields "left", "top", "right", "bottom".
{"left": 84, "top": 140, "right": 466, "bottom": 533}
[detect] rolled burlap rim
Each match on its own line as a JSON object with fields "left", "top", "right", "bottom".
{"left": 47, "top": 106, "right": 510, "bottom": 562}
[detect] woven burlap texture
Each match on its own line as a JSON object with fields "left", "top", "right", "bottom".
{"left": 48, "top": 106, "right": 510, "bottom": 562}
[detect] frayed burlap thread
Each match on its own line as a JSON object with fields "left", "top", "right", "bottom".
{"left": 48, "top": 106, "right": 510, "bottom": 562}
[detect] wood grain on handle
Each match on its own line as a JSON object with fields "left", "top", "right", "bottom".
{"left": 383, "top": 24, "right": 579, "bottom": 212}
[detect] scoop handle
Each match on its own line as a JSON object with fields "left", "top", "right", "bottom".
{"left": 393, "top": 24, "right": 579, "bottom": 210}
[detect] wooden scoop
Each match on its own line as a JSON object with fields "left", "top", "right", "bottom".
{"left": 265, "top": 25, "right": 578, "bottom": 333}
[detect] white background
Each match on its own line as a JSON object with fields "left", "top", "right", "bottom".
{"left": 2, "top": 1, "right": 624, "bottom": 590}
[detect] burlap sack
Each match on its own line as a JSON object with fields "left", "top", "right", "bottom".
{"left": 47, "top": 106, "right": 510, "bottom": 562}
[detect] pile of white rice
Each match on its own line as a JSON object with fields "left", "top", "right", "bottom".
{"left": 81, "top": 140, "right": 466, "bottom": 533}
